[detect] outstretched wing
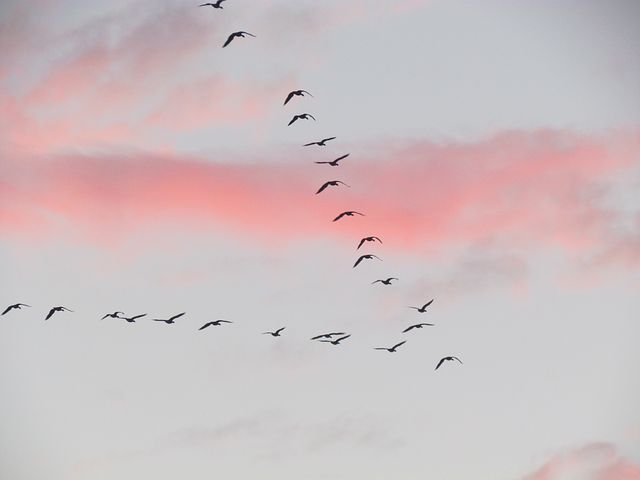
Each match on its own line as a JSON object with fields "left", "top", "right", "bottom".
{"left": 336, "top": 335, "right": 351, "bottom": 343}
{"left": 322, "top": 137, "right": 336, "bottom": 143}
{"left": 222, "top": 33, "right": 236, "bottom": 47}
{"left": 1, "top": 305, "right": 13, "bottom": 315}
{"left": 130, "top": 314, "right": 146, "bottom": 321}
{"left": 392, "top": 341, "right": 406, "bottom": 350}
{"left": 422, "top": 299, "right": 434, "bottom": 310}
{"left": 275, "top": 327, "right": 286, "bottom": 334}
{"left": 435, "top": 358, "right": 446, "bottom": 370}
{"left": 316, "top": 182, "right": 331, "bottom": 194}
{"left": 288, "top": 115, "right": 299, "bottom": 126}
{"left": 45, "top": 308, "right": 57, "bottom": 320}
{"left": 357, "top": 238, "right": 367, "bottom": 249}
{"left": 240, "top": 32, "right": 256, "bottom": 37}
{"left": 452, "top": 356, "right": 463, "bottom": 364}
{"left": 334, "top": 154, "right": 349, "bottom": 163}
{"left": 353, "top": 256, "right": 366, "bottom": 268}
{"left": 283, "top": 91, "right": 295, "bottom": 105}
{"left": 372, "top": 280, "right": 383, "bottom": 284}
{"left": 169, "top": 312, "right": 186, "bottom": 321}
{"left": 333, "top": 212, "right": 347, "bottom": 222}
{"left": 402, "top": 325, "right": 416, "bottom": 333}
{"left": 199, "top": 322, "right": 213, "bottom": 331}
{"left": 304, "top": 141, "right": 319, "bottom": 146}
{"left": 310, "top": 334, "right": 326, "bottom": 340}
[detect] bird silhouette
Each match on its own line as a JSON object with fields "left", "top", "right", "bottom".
{"left": 153, "top": 312, "right": 186, "bottom": 324}
{"left": 310, "top": 332, "right": 346, "bottom": 340}
{"left": 122, "top": 314, "right": 146, "bottom": 323}
{"left": 45, "top": 306, "right": 73, "bottom": 320}
{"left": 334, "top": 211, "right": 365, "bottom": 222}
{"left": 284, "top": 90, "right": 313, "bottom": 105}
{"left": 316, "top": 180, "right": 350, "bottom": 194}
{"left": 409, "top": 299, "right": 434, "bottom": 313}
{"left": 353, "top": 254, "right": 382, "bottom": 268}
{"left": 435, "top": 356, "right": 463, "bottom": 370}
{"left": 222, "top": 31, "right": 255, "bottom": 48}
{"left": 402, "top": 322, "right": 435, "bottom": 333}
{"left": 304, "top": 137, "right": 336, "bottom": 147}
{"left": 288, "top": 113, "right": 316, "bottom": 126}
{"left": 319, "top": 334, "right": 351, "bottom": 345}
{"left": 199, "top": 320, "right": 232, "bottom": 330}
{"left": 372, "top": 277, "right": 398, "bottom": 285}
{"left": 375, "top": 341, "right": 406, "bottom": 353}
{"left": 1, "top": 303, "right": 31, "bottom": 316}
{"left": 357, "top": 236, "right": 382, "bottom": 249}
{"left": 101, "top": 311, "right": 124, "bottom": 320}
{"left": 315, "top": 154, "right": 349, "bottom": 166}
{"left": 263, "top": 327, "right": 285, "bottom": 337}
{"left": 199, "top": 0, "right": 226, "bottom": 8}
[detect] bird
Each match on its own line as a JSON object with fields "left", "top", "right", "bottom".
{"left": 435, "top": 356, "right": 463, "bottom": 370}
{"left": 316, "top": 180, "right": 350, "bottom": 194}
{"left": 315, "top": 154, "right": 349, "bottom": 166}
{"left": 199, "top": 320, "right": 232, "bottom": 330}
{"left": 45, "top": 306, "right": 73, "bottom": 320}
{"left": 333, "top": 211, "right": 365, "bottom": 222}
{"left": 402, "top": 322, "right": 435, "bottom": 333}
{"left": 288, "top": 113, "right": 316, "bottom": 126}
{"left": 372, "top": 277, "right": 398, "bottom": 285}
{"left": 1, "top": 303, "right": 31, "bottom": 316}
{"left": 304, "top": 137, "right": 336, "bottom": 147}
{"left": 357, "top": 236, "right": 382, "bottom": 249}
{"left": 320, "top": 334, "right": 351, "bottom": 345}
{"left": 284, "top": 90, "right": 313, "bottom": 105}
{"left": 353, "top": 254, "right": 382, "bottom": 268}
{"left": 199, "top": 0, "right": 226, "bottom": 8}
{"left": 310, "top": 332, "right": 346, "bottom": 340}
{"left": 122, "top": 314, "right": 146, "bottom": 323}
{"left": 263, "top": 327, "right": 285, "bottom": 337}
{"left": 153, "top": 312, "right": 186, "bottom": 324}
{"left": 222, "top": 31, "right": 255, "bottom": 48}
{"left": 101, "top": 311, "right": 124, "bottom": 320}
{"left": 375, "top": 341, "right": 406, "bottom": 353}
{"left": 409, "top": 299, "right": 434, "bottom": 313}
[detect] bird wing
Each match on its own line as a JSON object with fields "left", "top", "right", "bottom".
{"left": 333, "top": 212, "right": 347, "bottom": 222}
{"left": 101, "top": 314, "right": 110, "bottom": 320}
{"left": 1, "top": 306, "right": 13, "bottom": 315}
{"left": 199, "top": 323, "right": 213, "bottom": 330}
{"left": 402, "top": 325, "right": 416, "bottom": 333}
{"left": 420, "top": 323, "right": 435, "bottom": 327}
{"left": 219, "top": 320, "right": 232, "bottom": 323}
{"left": 310, "top": 334, "right": 325, "bottom": 340}
{"left": 336, "top": 335, "right": 351, "bottom": 343}
{"left": 300, "top": 90, "right": 313, "bottom": 97}
{"left": 153, "top": 319, "right": 167, "bottom": 323}
{"left": 335, "top": 154, "right": 349, "bottom": 162}
{"left": 353, "top": 212, "right": 365, "bottom": 216}
{"left": 308, "top": 114, "right": 316, "bottom": 121}
{"left": 435, "top": 358, "right": 446, "bottom": 370}
{"left": 337, "top": 181, "right": 350, "bottom": 187}
{"left": 353, "top": 256, "right": 365, "bottom": 268}
{"left": 316, "top": 182, "right": 331, "bottom": 194}
{"left": 318, "top": 339, "right": 333, "bottom": 343}
{"left": 169, "top": 312, "right": 186, "bottom": 321}
{"left": 222, "top": 34, "right": 236, "bottom": 47}
{"left": 372, "top": 280, "right": 382, "bottom": 284}
{"left": 374, "top": 347, "right": 388, "bottom": 351}
{"left": 284, "top": 92, "right": 295, "bottom": 105}
{"left": 323, "top": 137, "right": 336, "bottom": 143}
{"left": 314, "top": 161, "right": 330, "bottom": 164}
{"left": 422, "top": 299, "right": 434, "bottom": 309}
{"left": 303, "top": 141, "right": 318, "bottom": 146}
{"left": 452, "top": 356, "right": 463, "bottom": 364}
{"left": 288, "top": 116, "right": 299, "bottom": 126}
{"left": 408, "top": 306, "right": 420, "bottom": 311}
{"left": 393, "top": 341, "right": 406, "bottom": 350}
{"left": 357, "top": 238, "right": 366, "bottom": 249}
{"left": 45, "top": 309, "right": 56, "bottom": 320}
{"left": 275, "top": 327, "right": 286, "bottom": 334}
{"left": 241, "top": 32, "right": 256, "bottom": 37}
{"left": 130, "top": 314, "right": 146, "bottom": 320}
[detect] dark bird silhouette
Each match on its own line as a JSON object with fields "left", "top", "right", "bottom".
{"left": 122, "top": 314, "right": 146, "bottom": 323}
{"left": 315, "top": 154, "right": 349, "bottom": 166}
{"left": 402, "top": 322, "right": 435, "bottom": 333}
{"left": 284, "top": 90, "right": 313, "bottom": 105}
{"left": 357, "top": 236, "right": 382, "bottom": 249}
{"left": 435, "top": 356, "right": 463, "bottom": 370}
{"left": 199, "top": 0, "right": 226, "bottom": 8}
{"left": 101, "top": 311, "right": 124, "bottom": 320}
{"left": 263, "top": 327, "right": 285, "bottom": 337}
{"left": 222, "top": 31, "right": 255, "bottom": 48}
{"left": 153, "top": 312, "right": 186, "bottom": 324}
{"left": 304, "top": 137, "right": 336, "bottom": 147}
{"left": 372, "top": 277, "right": 398, "bottom": 285}
{"left": 409, "top": 299, "right": 434, "bottom": 313}
{"left": 45, "top": 306, "right": 73, "bottom": 320}
{"left": 310, "top": 332, "right": 346, "bottom": 340}
{"left": 288, "top": 113, "right": 316, "bottom": 126}
{"left": 375, "top": 341, "right": 406, "bottom": 353}
{"left": 316, "top": 180, "right": 350, "bottom": 194}
{"left": 199, "top": 320, "right": 232, "bottom": 330}
{"left": 320, "top": 334, "right": 351, "bottom": 345}
{"left": 2, "top": 303, "right": 31, "bottom": 316}
{"left": 334, "top": 211, "right": 365, "bottom": 222}
{"left": 353, "top": 254, "right": 382, "bottom": 268}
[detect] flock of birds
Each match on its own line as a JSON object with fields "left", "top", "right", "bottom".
{"left": 0, "top": 1, "right": 464, "bottom": 373}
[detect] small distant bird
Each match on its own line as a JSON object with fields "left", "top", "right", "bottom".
{"left": 304, "top": 137, "right": 336, "bottom": 147}
{"left": 402, "top": 322, "right": 435, "bottom": 333}
{"left": 45, "top": 306, "right": 73, "bottom": 320}
{"left": 263, "top": 327, "right": 285, "bottom": 337}
{"left": 2, "top": 303, "right": 30, "bottom": 316}
{"left": 353, "top": 254, "right": 382, "bottom": 268}
{"left": 222, "top": 31, "right": 255, "bottom": 48}
{"left": 284, "top": 90, "right": 313, "bottom": 105}
{"left": 122, "top": 314, "right": 146, "bottom": 323}
{"left": 435, "top": 356, "right": 463, "bottom": 370}
{"left": 357, "top": 236, "right": 382, "bottom": 249}
{"left": 316, "top": 180, "right": 350, "bottom": 194}
{"left": 409, "top": 299, "right": 434, "bottom": 313}
{"left": 153, "top": 312, "right": 186, "bottom": 324}
{"left": 310, "top": 332, "right": 346, "bottom": 340}
{"left": 199, "top": 0, "right": 226, "bottom": 8}
{"left": 101, "top": 311, "right": 124, "bottom": 320}
{"left": 315, "top": 154, "right": 349, "bottom": 166}
{"left": 372, "top": 277, "right": 398, "bottom": 285}
{"left": 334, "top": 211, "right": 365, "bottom": 222}
{"left": 199, "top": 320, "right": 232, "bottom": 330}
{"left": 320, "top": 334, "right": 351, "bottom": 345}
{"left": 375, "top": 341, "right": 406, "bottom": 353}
{"left": 288, "top": 113, "right": 316, "bottom": 126}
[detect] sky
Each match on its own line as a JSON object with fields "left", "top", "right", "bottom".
{"left": 1, "top": 0, "right": 639, "bottom": 479}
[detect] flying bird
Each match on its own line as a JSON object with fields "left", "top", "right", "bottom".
{"left": 199, "top": 320, "right": 233, "bottom": 330}
{"left": 315, "top": 154, "right": 349, "bottom": 166}
{"left": 334, "top": 211, "right": 365, "bottom": 222}
{"left": 222, "top": 31, "right": 255, "bottom": 48}
{"left": 372, "top": 277, "right": 398, "bottom": 285}
{"left": 288, "top": 113, "right": 316, "bottom": 126}
{"left": 153, "top": 312, "right": 186, "bottom": 324}
{"left": 375, "top": 341, "right": 406, "bottom": 353}
{"left": 284, "top": 90, "right": 313, "bottom": 105}
{"left": 357, "top": 236, "right": 382, "bottom": 249}
{"left": 45, "top": 306, "right": 73, "bottom": 320}
{"left": 435, "top": 356, "right": 463, "bottom": 370}
{"left": 1, "top": 303, "right": 31, "bottom": 316}
{"left": 320, "top": 334, "right": 351, "bottom": 345}
{"left": 353, "top": 254, "right": 382, "bottom": 268}
{"left": 263, "top": 327, "right": 285, "bottom": 337}
{"left": 199, "top": 0, "right": 226, "bottom": 8}
{"left": 122, "top": 314, "right": 146, "bottom": 323}
{"left": 316, "top": 180, "right": 350, "bottom": 194}
{"left": 304, "top": 137, "right": 336, "bottom": 147}
{"left": 101, "top": 311, "right": 124, "bottom": 320}
{"left": 402, "top": 322, "right": 435, "bottom": 333}
{"left": 409, "top": 299, "right": 434, "bottom": 313}
{"left": 310, "top": 332, "right": 346, "bottom": 340}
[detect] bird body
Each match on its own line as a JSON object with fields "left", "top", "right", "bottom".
{"left": 304, "top": 137, "right": 336, "bottom": 147}
{"left": 316, "top": 180, "right": 350, "bottom": 195}
{"left": 402, "top": 323, "right": 435, "bottom": 333}
{"left": 284, "top": 90, "right": 313, "bottom": 105}
{"left": 357, "top": 236, "right": 382, "bottom": 249}
{"left": 288, "top": 113, "right": 316, "bottom": 126}
{"left": 2, "top": 303, "right": 31, "bottom": 315}
{"left": 375, "top": 341, "right": 406, "bottom": 353}
{"left": 315, "top": 154, "right": 349, "bottom": 166}
{"left": 353, "top": 254, "right": 382, "bottom": 268}
{"left": 372, "top": 277, "right": 398, "bottom": 285}
{"left": 153, "top": 312, "right": 186, "bottom": 324}
{"left": 222, "top": 31, "right": 255, "bottom": 48}
{"left": 199, "top": 320, "right": 232, "bottom": 330}
{"left": 334, "top": 211, "right": 365, "bottom": 222}
{"left": 45, "top": 306, "right": 73, "bottom": 320}
{"left": 409, "top": 299, "right": 434, "bottom": 313}
{"left": 319, "top": 335, "right": 351, "bottom": 345}
{"left": 263, "top": 327, "right": 285, "bottom": 337}
{"left": 435, "top": 356, "right": 463, "bottom": 370}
